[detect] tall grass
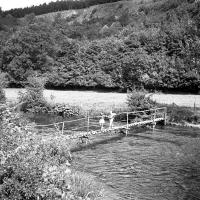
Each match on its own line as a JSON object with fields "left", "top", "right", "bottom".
{"left": 164, "top": 104, "right": 200, "bottom": 124}
{"left": 70, "top": 172, "right": 103, "bottom": 200}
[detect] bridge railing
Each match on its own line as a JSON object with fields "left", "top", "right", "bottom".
{"left": 33, "top": 107, "right": 167, "bottom": 135}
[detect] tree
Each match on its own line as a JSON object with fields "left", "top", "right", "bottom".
{"left": 0, "top": 72, "right": 7, "bottom": 103}
{"left": 18, "top": 76, "right": 48, "bottom": 112}
{"left": 1, "top": 22, "right": 55, "bottom": 85}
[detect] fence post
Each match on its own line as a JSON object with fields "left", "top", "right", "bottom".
{"left": 87, "top": 111, "right": 90, "bottom": 134}
{"left": 164, "top": 107, "right": 167, "bottom": 125}
{"left": 126, "top": 112, "right": 129, "bottom": 136}
{"left": 152, "top": 109, "right": 156, "bottom": 131}
{"left": 61, "top": 122, "right": 64, "bottom": 135}
{"left": 194, "top": 101, "right": 196, "bottom": 114}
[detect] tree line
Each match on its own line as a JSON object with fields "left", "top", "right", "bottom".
{"left": 0, "top": 0, "right": 200, "bottom": 92}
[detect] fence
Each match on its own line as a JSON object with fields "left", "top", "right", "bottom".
{"left": 33, "top": 107, "right": 167, "bottom": 137}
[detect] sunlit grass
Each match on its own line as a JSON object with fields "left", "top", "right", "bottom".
{"left": 70, "top": 171, "right": 104, "bottom": 200}
{"left": 5, "top": 89, "right": 200, "bottom": 109}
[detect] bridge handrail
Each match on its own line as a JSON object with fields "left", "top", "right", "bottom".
{"left": 34, "top": 117, "right": 86, "bottom": 127}
{"left": 33, "top": 107, "right": 167, "bottom": 128}
{"left": 115, "top": 107, "right": 166, "bottom": 116}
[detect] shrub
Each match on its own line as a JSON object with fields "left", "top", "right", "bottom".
{"left": 0, "top": 72, "right": 8, "bottom": 103}
{"left": 51, "top": 104, "right": 83, "bottom": 118}
{"left": 18, "top": 76, "right": 49, "bottom": 112}
{"left": 0, "top": 105, "right": 104, "bottom": 200}
{"left": 127, "top": 90, "right": 157, "bottom": 111}
{"left": 70, "top": 172, "right": 103, "bottom": 200}
{"left": 167, "top": 104, "right": 200, "bottom": 123}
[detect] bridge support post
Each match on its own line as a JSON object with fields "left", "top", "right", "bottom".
{"left": 152, "top": 110, "right": 156, "bottom": 131}
{"left": 87, "top": 111, "right": 90, "bottom": 134}
{"left": 126, "top": 112, "right": 129, "bottom": 136}
{"left": 61, "top": 122, "right": 64, "bottom": 135}
{"left": 164, "top": 107, "right": 167, "bottom": 125}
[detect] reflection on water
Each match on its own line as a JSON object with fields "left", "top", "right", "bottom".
{"left": 72, "top": 126, "right": 200, "bottom": 200}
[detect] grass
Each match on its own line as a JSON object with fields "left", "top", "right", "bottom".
{"left": 70, "top": 171, "right": 103, "bottom": 200}
{"left": 4, "top": 88, "right": 128, "bottom": 111}
{"left": 4, "top": 88, "right": 200, "bottom": 109}
{"left": 151, "top": 93, "right": 200, "bottom": 108}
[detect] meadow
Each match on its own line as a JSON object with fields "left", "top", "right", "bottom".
{"left": 4, "top": 88, "right": 200, "bottom": 109}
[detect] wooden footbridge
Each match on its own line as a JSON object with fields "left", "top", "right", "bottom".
{"left": 34, "top": 107, "right": 167, "bottom": 141}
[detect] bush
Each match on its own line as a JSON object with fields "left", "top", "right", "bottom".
{"left": 70, "top": 172, "right": 103, "bottom": 200}
{"left": 127, "top": 90, "right": 157, "bottom": 111}
{"left": 167, "top": 104, "right": 200, "bottom": 123}
{"left": 0, "top": 104, "right": 104, "bottom": 200}
{"left": 51, "top": 104, "right": 83, "bottom": 118}
{"left": 0, "top": 72, "right": 8, "bottom": 103}
{"left": 18, "top": 76, "right": 49, "bottom": 112}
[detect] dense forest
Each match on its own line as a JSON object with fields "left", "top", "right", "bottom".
{"left": 1, "top": 0, "right": 200, "bottom": 92}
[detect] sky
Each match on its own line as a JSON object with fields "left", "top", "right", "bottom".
{"left": 0, "top": 0, "right": 57, "bottom": 11}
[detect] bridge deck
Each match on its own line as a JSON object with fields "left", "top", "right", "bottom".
{"left": 66, "top": 117, "right": 165, "bottom": 140}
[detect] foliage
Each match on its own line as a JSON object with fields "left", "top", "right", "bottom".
{"left": 0, "top": 72, "right": 7, "bottom": 103}
{"left": 1, "top": 0, "right": 200, "bottom": 92}
{"left": 166, "top": 104, "right": 200, "bottom": 123}
{"left": 51, "top": 104, "right": 83, "bottom": 118}
{"left": 18, "top": 76, "right": 48, "bottom": 112}
{"left": 127, "top": 90, "right": 157, "bottom": 111}
{"left": 0, "top": 104, "right": 103, "bottom": 200}
{"left": 70, "top": 172, "right": 103, "bottom": 200}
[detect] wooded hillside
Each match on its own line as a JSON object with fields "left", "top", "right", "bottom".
{"left": 0, "top": 0, "right": 200, "bottom": 92}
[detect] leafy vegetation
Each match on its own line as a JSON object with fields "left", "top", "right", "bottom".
{"left": 127, "top": 90, "right": 156, "bottom": 111}
{"left": 0, "top": 72, "right": 7, "bottom": 103}
{"left": 1, "top": 0, "right": 200, "bottom": 92}
{"left": 18, "top": 76, "right": 83, "bottom": 117}
{"left": 0, "top": 104, "right": 104, "bottom": 200}
{"left": 166, "top": 104, "right": 200, "bottom": 124}
{"left": 18, "top": 76, "right": 47, "bottom": 112}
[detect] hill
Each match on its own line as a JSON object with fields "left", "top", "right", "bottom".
{"left": 1, "top": 0, "right": 200, "bottom": 93}
{"left": 37, "top": 0, "right": 147, "bottom": 22}
{"left": 2, "top": 0, "right": 129, "bottom": 18}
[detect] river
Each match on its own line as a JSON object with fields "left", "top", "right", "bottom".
{"left": 72, "top": 126, "right": 200, "bottom": 200}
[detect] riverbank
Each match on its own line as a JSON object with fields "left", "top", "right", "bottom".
{"left": 0, "top": 104, "right": 115, "bottom": 200}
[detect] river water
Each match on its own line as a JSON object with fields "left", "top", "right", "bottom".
{"left": 72, "top": 126, "right": 200, "bottom": 200}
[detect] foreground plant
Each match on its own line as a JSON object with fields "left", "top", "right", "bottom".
{"left": 0, "top": 104, "right": 104, "bottom": 200}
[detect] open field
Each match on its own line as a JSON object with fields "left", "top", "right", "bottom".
{"left": 151, "top": 94, "right": 200, "bottom": 108}
{"left": 4, "top": 88, "right": 200, "bottom": 109}
{"left": 4, "top": 88, "right": 127, "bottom": 111}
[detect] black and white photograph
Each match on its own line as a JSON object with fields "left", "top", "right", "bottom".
{"left": 0, "top": 0, "right": 200, "bottom": 199}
